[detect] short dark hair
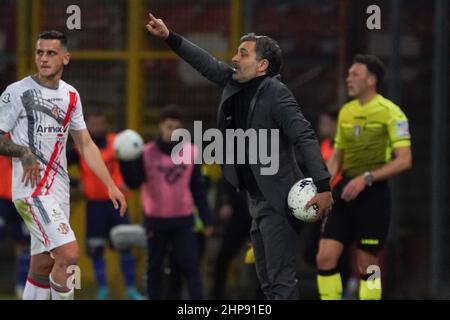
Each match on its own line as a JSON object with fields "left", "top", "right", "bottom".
{"left": 160, "top": 105, "right": 184, "bottom": 122}
{"left": 240, "top": 33, "right": 282, "bottom": 77}
{"left": 353, "top": 54, "right": 385, "bottom": 86}
{"left": 38, "top": 30, "right": 68, "bottom": 49}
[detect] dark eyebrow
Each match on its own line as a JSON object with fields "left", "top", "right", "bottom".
{"left": 239, "top": 47, "right": 248, "bottom": 54}
{"left": 36, "top": 49, "right": 58, "bottom": 54}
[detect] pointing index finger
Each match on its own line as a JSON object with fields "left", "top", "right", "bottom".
{"left": 148, "top": 13, "right": 157, "bottom": 22}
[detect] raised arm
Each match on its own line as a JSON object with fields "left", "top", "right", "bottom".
{"left": 146, "top": 12, "right": 233, "bottom": 87}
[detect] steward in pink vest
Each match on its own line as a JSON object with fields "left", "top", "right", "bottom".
{"left": 119, "top": 106, "right": 213, "bottom": 300}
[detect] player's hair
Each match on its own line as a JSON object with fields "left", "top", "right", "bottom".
{"left": 38, "top": 30, "right": 68, "bottom": 49}
{"left": 240, "top": 33, "right": 282, "bottom": 77}
{"left": 160, "top": 105, "right": 184, "bottom": 122}
{"left": 353, "top": 54, "right": 385, "bottom": 87}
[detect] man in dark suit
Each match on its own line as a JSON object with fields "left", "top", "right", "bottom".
{"left": 146, "top": 13, "right": 333, "bottom": 300}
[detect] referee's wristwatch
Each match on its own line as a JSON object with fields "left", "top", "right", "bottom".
{"left": 363, "top": 171, "right": 374, "bottom": 187}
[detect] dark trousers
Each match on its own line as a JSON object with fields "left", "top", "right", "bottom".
{"left": 144, "top": 216, "right": 203, "bottom": 300}
{"left": 248, "top": 194, "right": 300, "bottom": 300}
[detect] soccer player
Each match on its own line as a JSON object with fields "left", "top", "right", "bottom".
{"left": 316, "top": 54, "right": 412, "bottom": 300}
{"left": 67, "top": 111, "right": 143, "bottom": 300}
{"left": 0, "top": 30, "right": 127, "bottom": 300}
{"left": 0, "top": 148, "right": 30, "bottom": 298}
{"left": 146, "top": 13, "right": 333, "bottom": 300}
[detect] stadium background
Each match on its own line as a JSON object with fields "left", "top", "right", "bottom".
{"left": 0, "top": 0, "right": 448, "bottom": 299}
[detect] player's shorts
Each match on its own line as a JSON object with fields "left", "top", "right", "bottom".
{"left": 14, "top": 196, "right": 76, "bottom": 256}
{"left": 0, "top": 198, "right": 30, "bottom": 244}
{"left": 321, "top": 177, "right": 391, "bottom": 253}
{"left": 86, "top": 200, "right": 129, "bottom": 254}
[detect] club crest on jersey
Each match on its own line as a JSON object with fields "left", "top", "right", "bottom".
{"left": 57, "top": 222, "right": 70, "bottom": 235}
{"left": 51, "top": 105, "right": 61, "bottom": 119}
{"left": 354, "top": 125, "right": 362, "bottom": 137}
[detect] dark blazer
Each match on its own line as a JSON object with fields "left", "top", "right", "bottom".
{"left": 168, "top": 34, "right": 330, "bottom": 214}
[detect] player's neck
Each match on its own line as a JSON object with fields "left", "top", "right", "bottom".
{"left": 33, "top": 73, "right": 61, "bottom": 90}
{"left": 357, "top": 90, "right": 377, "bottom": 106}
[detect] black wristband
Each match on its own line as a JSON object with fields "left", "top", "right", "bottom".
{"left": 165, "top": 30, "right": 182, "bottom": 50}
{"left": 315, "top": 178, "right": 331, "bottom": 193}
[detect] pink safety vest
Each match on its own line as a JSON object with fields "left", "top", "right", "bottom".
{"left": 140, "top": 141, "right": 198, "bottom": 218}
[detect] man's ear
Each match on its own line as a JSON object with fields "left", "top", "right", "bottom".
{"left": 367, "top": 74, "right": 377, "bottom": 87}
{"left": 63, "top": 52, "right": 71, "bottom": 66}
{"left": 259, "top": 59, "right": 269, "bottom": 73}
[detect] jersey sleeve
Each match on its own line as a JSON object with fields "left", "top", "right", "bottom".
{"left": 0, "top": 87, "right": 22, "bottom": 133}
{"left": 69, "top": 91, "right": 87, "bottom": 131}
{"left": 388, "top": 106, "right": 411, "bottom": 148}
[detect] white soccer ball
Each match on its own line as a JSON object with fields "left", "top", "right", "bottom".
{"left": 287, "top": 178, "right": 319, "bottom": 223}
{"left": 113, "top": 129, "right": 144, "bottom": 161}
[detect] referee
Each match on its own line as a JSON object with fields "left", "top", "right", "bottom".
{"left": 316, "top": 54, "right": 412, "bottom": 300}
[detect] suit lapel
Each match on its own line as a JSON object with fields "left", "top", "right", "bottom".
{"left": 217, "top": 82, "right": 241, "bottom": 127}
{"left": 246, "top": 76, "right": 271, "bottom": 128}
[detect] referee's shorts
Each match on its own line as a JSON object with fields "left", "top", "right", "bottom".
{"left": 320, "top": 176, "right": 390, "bottom": 253}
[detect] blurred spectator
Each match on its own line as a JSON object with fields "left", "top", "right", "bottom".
{"left": 120, "top": 105, "right": 214, "bottom": 300}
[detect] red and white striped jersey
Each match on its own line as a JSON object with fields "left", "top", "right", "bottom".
{"left": 0, "top": 76, "right": 86, "bottom": 203}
